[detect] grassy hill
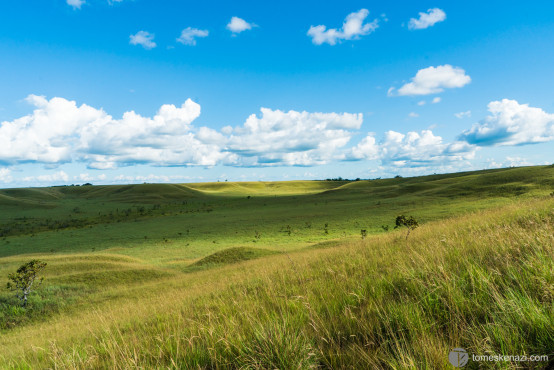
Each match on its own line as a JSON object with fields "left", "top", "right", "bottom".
{"left": 0, "top": 165, "right": 553, "bottom": 368}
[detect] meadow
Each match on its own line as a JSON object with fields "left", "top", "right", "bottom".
{"left": 0, "top": 165, "right": 553, "bottom": 368}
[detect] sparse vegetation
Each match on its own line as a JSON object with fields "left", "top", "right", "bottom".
{"left": 6, "top": 260, "right": 47, "bottom": 307}
{"left": 394, "top": 214, "right": 419, "bottom": 240}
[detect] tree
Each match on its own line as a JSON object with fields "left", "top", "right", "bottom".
{"left": 6, "top": 260, "right": 47, "bottom": 307}
{"left": 394, "top": 215, "right": 419, "bottom": 240}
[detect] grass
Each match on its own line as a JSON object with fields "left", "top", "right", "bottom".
{"left": 2, "top": 165, "right": 553, "bottom": 264}
{"left": 189, "top": 247, "right": 279, "bottom": 270}
{"left": 0, "top": 165, "right": 552, "bottom": 368}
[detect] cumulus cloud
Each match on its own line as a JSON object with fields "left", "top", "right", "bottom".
{"left": 75, "top": 173, "right": 106, "bottom": 182}
{"left": 408, "top": 8, "right": 446, "bottom": 30}
{"left": 455, "top": 110, "right": 471, "bottom": 119}
{"left": 0, "top": 95, "right": 105, "bottom": 165}
{"left": 417, "top": 100, "right": 426, "bottom": 106}
{"left": 130, "top": 31, "right": 156, "bottom": 49}
{"left": 69, "top": 0, "right": 125, "bottom": 7}
{"left": 23, "top": 171, "right": 69, "bottom": 183}
{"left": 506, "top": 156, "right": 533, "bottom": 167}
{"left": 67, "top": 0, "right": 85, "bottom": 9}
{"left": 0, "top": 168, "right": 12, "bottom": 183}
{"left": 349, "top": 135, "right": 379, "bottom": 161}
{"left": 391, "top": 65, "right": 471, "bottom": 96}
{"left": 348, "top": 130, "right": 476, "bottom": 169}
{"left": 408, "top": 112, "right": 419, "bottom": 118}
{"left": 0, "top": 95, "right": 367, "bottom": 170}
{"left": 0, "top": 95, "right": 227, "bottom": 169}
{"left": 459, "top": 99, "right": 554, "bottom": 146}
{"left": 78, "top": 173, "right": 93, "bottom": 182}
{"left": 226, "top": 17, "right": 255, "bottom": 34}
{"left": 113, "top": 174, "right": 195, "bottom": 183}
{"left": 308, "top": 9, "right": 379, "bottom": 45}
{"left": 177, "top": 27, "right": 209, "bottom": 45}
{"left": 379, "top": 131, "right": 475, "bottom": 167}
{"left": 432, "top": 97, "right": 441, "bottom": 104}
{"left": 225, "top": 109, "right": 363, "bottom": 166}
{"left": 16, "top": 95, "right": 540, "bottom": 175}
{"left": 79, "top": 100, "right": 229, "bottom": 169}
{"left": 485, "top": 156, "right": 538, "bottom": 170}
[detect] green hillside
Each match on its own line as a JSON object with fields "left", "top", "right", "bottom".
{"left": 0, "top": 165, "right": 553, "bottom": 368}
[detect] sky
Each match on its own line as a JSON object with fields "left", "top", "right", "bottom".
{"left": 1, "top": 0, "right": 553, "bottom": 187}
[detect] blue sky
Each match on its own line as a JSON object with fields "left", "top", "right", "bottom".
{"left": 1, "top": 0, "right": 553, "bottom": 187}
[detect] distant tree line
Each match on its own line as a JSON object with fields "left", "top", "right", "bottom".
{"left": 323, "top": 177, "right": 362, "bottom": 181}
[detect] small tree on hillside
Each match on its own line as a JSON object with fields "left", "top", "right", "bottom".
{"left": 7, "top": 260, "right": 47, "bottom": 307}
{"left": 394, "top": 215, "right": 419, "bottom": 240}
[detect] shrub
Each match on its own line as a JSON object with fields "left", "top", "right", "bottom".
{"left": 7, "top": 260, "right": 47, "bottom": 307}
{"left": 394, "top": 215, "right": 419, "bottom": 240}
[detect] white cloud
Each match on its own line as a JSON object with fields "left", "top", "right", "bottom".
{"left": 113, "top": 174, "right": 195, "bottom": 183}
{"left": 393, "top": 65, "right": 471, "bottom": 96}
{"left": 417, "top": 100, "right": 426, "bottom": 106}
{"left": 349, "top": 135, "right": 379, "bottom": 160}
{"left": 74, "top": 173, "right": 107, "bottom": 182}
{"left": 68, "top": 0, "right": 126, "bottom": 7}
{"left": 0, "top": 95, "right": 105, "bottom": 165}
{"left": 0, "top": 95, "right": 227, "bottom": 169}
{"left": 226, "top": 17, "right": 255, "bottom": 34}
{"left": 0, "top": 95, "right": 367, "bottom": 170}
{"left": 0, "top": 168, "right": 12, "bottom": 183}
{"left": 348, "top": 130, "right": 476, "bottom": 169}
{"left": 177, "top": 27, "right": 209, "bottom": 46}
{"left": 408, "top": 8, "right": 446, "bottom": 30}
{"left": 225, "top": 109, "right": 363, "bottom": 166}
{"left": 432, "top": 97, "right": 441, "bottom": 104}
{"left": 455, "top": 110, "right": 471, "bottom": 119}
{"left": 408, "top": 112, "right": 419, "bottom": 118}
{"left": 67, "top": 0, "right": 85, "bottom": 9}
{"left": 505, "top": 156, "right": 532, "bottom": 167}
{"left": 23, "top": 171, "right": 69, "bottom": 183}
{"left": 79, "top": 100, "right": 228, "bottom": 169}
{"left": 129, "top": 31, "right": 156, "bottom": 49}
{"left": 459, "top": 99, "right": 554, "bottom": 146}
{"left": 308, "top": 9, "right": 379, "bottom": 45}
{"left": 75, "top": 173, "right": 100, "bottom": 182}
{"left": 485, "top": 156, "right": 536, "bottom": 170}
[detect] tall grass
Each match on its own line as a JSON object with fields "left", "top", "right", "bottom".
{"left": 2, "top": 197, "right": 552, "bottom": 368}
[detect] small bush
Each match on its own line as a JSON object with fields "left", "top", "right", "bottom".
{"left": 394, "top": 215, "right": 419, "bottom": 240}
{"left": 7, "top": 260, "right": 47, "bottom": 307}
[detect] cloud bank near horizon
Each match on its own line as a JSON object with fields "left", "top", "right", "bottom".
{"left": 1, "top": 95, "right": 552, "bottom": 185}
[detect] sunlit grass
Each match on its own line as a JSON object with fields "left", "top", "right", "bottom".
{"left": 0, "top": 197, "right": 552, "bottom": 368}
{"left": 0, "top": 165, "right": 553, "bottom": 368}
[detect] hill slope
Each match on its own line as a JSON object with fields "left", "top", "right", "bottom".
{"left": 0, "top": 196, "right": 552, "bottom": 368}
{"left": 0, "top": 165, "right": 552, "bottom": 263}
{"left": 0, "top": 165, "right": 553, "bottom": 367}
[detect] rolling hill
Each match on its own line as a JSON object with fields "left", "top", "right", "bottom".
{"left": 0, "top": 165, "right": 552, "bottom": 368}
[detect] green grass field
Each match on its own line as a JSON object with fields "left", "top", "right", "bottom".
{"left": 0, "top": 165, "right": 553, "bottom": 368}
